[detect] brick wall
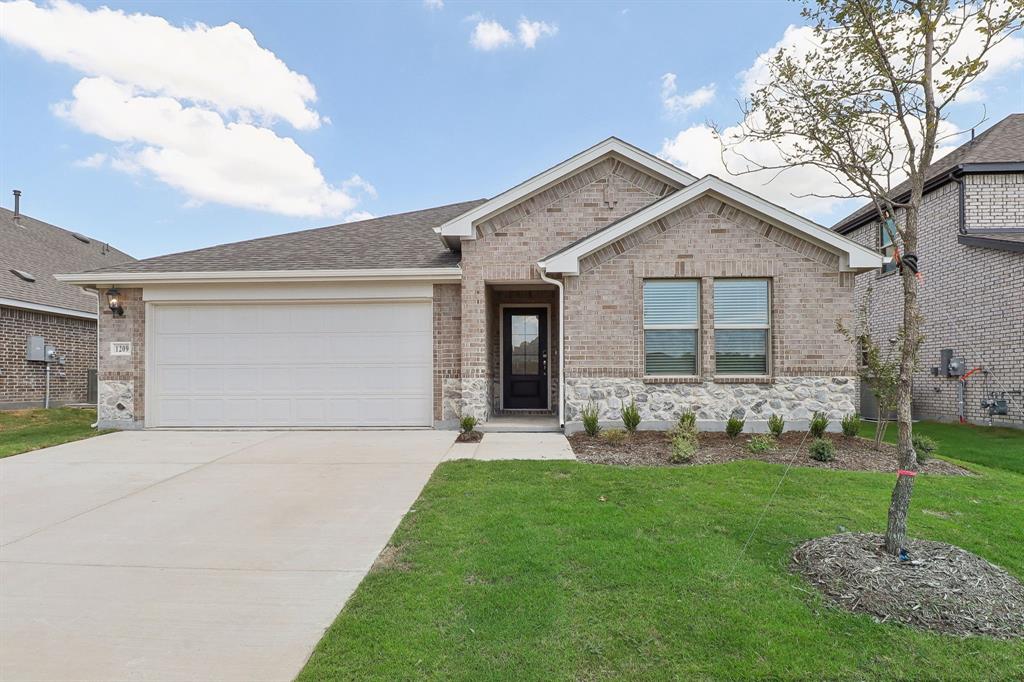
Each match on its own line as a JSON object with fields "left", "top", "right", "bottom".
{"left": 96, "top": 288, "right": 146, "bottom": 428}
{"left": 846, "top": 175, "right": 1023, "bottom": 428}
{"left": 457, "top": 155, "right": 675, "bottom": 418}
{"left": 0, "top": 305, "right": 97, "bottom": 407}
{"left": 432, "top": 283, "right": 461, "bottom": 422}
{"left": 565, "top": 195, "right": 856, "bottom": 380}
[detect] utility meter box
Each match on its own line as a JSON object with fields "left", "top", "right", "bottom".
{"left": 45, "top": 345, "right": 58, "bottom": 363}
{"left": 26, "top": 335, "right": 45, "bottom": 362}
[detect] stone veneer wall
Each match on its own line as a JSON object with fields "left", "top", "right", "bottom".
{"left": 1, "top": 305, "right": 97, "bottom": 407}
{"left": 564, "top": 377, "right": 855, "bottom": 433}
{"left": 845, "top": 174, "right": 1023, "bottom": 428}
{"left": 96, "top": 287, "right": 145, "bottom": 429}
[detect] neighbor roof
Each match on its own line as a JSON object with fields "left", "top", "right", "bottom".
{"left": 539, "top": 175, "right": 884, "bottom": 275}
{"left": 834, "top": 114, "right": 1024, "bottom": 234}
{"left": 0, "top": 207, "right": 134, "bottom": 315}
{"left": 79, "top": 200, "right": 487, "bottom": 277}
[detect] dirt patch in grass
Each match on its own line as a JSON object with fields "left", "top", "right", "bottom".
{"left": 792, "top": 533, "right": 1024, "bottom": 639}
{"left": 568, "top": 431, "right": 970, "bottom": 475}
{"left": 371, "top": 544, "right": 411, "bottom": 573}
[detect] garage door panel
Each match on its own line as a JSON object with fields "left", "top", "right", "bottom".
{"left": 151, "top": 302, "right": 432, "bottom": 427}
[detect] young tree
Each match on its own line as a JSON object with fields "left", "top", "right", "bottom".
{"left": 726, "top": 0, "right": 1023, "bottom": 554}
{"left": 837, "top": 288, "right": 900, "bottom": 450}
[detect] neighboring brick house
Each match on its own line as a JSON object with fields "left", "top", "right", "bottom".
{"left": 1, "top": 197, "right": 134, "bottom": 408}
{"left": 834, "top": 113, "right": 1024, "bottom": 429}
{"left": 61, "top": 138, "right": 882, "bottom": 431}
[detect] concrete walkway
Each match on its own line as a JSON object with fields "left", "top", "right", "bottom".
{"left": 444, "top": 432, "right": 576, "bottom": 461}
{"left": 0, "top": 430, "right": 456, "bottom": 682}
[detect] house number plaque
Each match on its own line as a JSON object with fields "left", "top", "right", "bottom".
{"left": 110, "top": 342, "right": 132, "bottom": 356}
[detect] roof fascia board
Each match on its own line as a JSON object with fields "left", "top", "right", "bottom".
{"left": 834, "top": 162, "right": 1024, "bottom": 235}
{"left": 55, "top": 267, "right": 463, "bottom": 286}
{"left": 438, "top": 138, "right": 697, "bottom": 240}
{"left": 540, "top": 176, "right": 884, "bottom": 275}
{"left": 0, "top": 296, "right": 97, "bottom": 320}
{"left": 957, "top": 234, "right": 1024, "bottom": 253}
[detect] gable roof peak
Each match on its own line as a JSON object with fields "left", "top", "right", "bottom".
{"left": 437, "top": 136, "right": 697, "bottom": 243}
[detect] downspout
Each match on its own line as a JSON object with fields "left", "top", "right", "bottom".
{"left": 537, "top": 264, "right": 565, "bottom": 429}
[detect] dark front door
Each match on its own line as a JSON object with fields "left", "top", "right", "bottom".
{"left": 502, "top": 307, "right": 548, "bottom": 410}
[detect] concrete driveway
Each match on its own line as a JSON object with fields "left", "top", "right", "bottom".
{"left": 0, "top": 429, "right": 456, "bottom": 682}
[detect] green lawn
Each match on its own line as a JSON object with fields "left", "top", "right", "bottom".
{"left": 858, "top": 419, "right": 1024, "bottom": 474}
{"left": 0, "top": 408, "right": 107, "bottom": 458}
{"left": 301, "top": 447, "right": 1024, "bottom": 680}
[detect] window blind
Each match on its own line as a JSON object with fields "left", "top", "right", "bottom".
{"left": 714, "top": 279, "right": 769, "bottom": 375}
{"left": 643, "top": 280, "right": 699, "bottom": 375}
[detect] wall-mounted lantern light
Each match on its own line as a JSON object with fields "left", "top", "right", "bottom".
{"left": 106, "top": 288, "right": 125, "bottom": 317}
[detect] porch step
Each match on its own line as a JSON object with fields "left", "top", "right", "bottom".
{"left": 480, "top": 415, "right": 562, "bottom": 433}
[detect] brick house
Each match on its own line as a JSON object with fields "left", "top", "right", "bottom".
{"left": 61, "top": 138, "right": 882, "bottom": 431}
{"left": 834, "top": 113, "right": 1024, "bottom": 429}
{"left": 1, "top": 196, "right": 134, "bottom": 408}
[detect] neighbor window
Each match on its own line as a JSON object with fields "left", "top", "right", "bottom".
{"left": 643, "top": 280, "right": 699, "bottom": 376}
{"left": 714, "top": 279, "right": 770, "bottom": 375}
{"left": 879, "top": 222, "right": 897, "bottom": 274}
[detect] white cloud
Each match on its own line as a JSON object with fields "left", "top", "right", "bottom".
{"left": 660, "top": 73, "right": 716, "bottom": 117}
{"left": 423, "top": 0, "right": 444, "bottom": 9}
{"left": 470, "top": 19, "right": 515, "bottom": 51}
{"left": 470, "top": 16, "right": 557, "bottom": 50}
{"left": 517, "top": 18, "right": 558, "bottom": 49}
{"left": 341, "top": 174, "right": 378, "bottom": 200}
{"left": 1, "top": 1, "right": 373, "bottom": 219}
{"left": 55, "top": 77, "right": 361, "bottom": 217}
{"left": 0, "top": 0, "right": 322, "bottom": 130}
{"left": 73, "top": 152, "right": 107, "bottom": 168}
{"left": 660, "top": 18, "right": 1023, "bottom": 223}
{"left": 342, "top": 210, "right": 376, "bottom": 223}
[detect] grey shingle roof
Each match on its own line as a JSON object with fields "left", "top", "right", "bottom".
{"left": 833, "top": 114, "right": 1024, "bottom": 233}
{"left": 86, "top": 200, "right": 487, "bottom": 275}
{"left": 1, "top": 207, "right": 135, "bottom": 314}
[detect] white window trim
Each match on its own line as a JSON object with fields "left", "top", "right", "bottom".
{"left": 713, "top": 278, "right": 772, "bottom": 379}
{"left": 642, "top": 279, "right": 701, "bottom": 378}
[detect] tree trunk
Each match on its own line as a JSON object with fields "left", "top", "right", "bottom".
{"left": 883, "top": 216, "right": 922, "bottom": 556}
{"left": 874, "top": 415, "right": 888, "bottom": 450}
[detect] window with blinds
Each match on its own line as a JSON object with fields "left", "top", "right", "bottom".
{"left": 879, "top": 222, "right": 898, "bottom": 274}
{"left": 643, "top": 280, "right": 699, "bottom": 375}
{"left": 713, "top": 279, "right": 770, "bottom": 375}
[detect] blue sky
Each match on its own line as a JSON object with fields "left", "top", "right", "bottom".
{"left": 1, "top": 0, "right": 1021, "bottom": 259}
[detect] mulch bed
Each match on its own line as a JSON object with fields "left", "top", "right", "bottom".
{"left": 456, "top": 430, "right": 484, "bottom": 443}
{"left": 568, "top": 431, "right": 970, "bottom": 475}
{"left": 792, "top": 533, "right": 1024, "bottom": 639}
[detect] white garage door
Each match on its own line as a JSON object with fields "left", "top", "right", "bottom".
{"left": 149, "top": 302, "right": 432, "bottom": 427}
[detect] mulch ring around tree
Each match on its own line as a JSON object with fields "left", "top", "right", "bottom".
{"left": 792, "top": 533, "right": 1024, "bottom": 639}
{"left": 567, "top": 431, "right": 970, "bottom": 475}
{"left": 456, "top": 430, "right": 483, "bottom": 443}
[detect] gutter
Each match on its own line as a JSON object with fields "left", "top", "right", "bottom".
{"left": 55, "top": 267, "right": 463, "bottom": 287}
{"left": 537, "top": 264, "right": 565, "bottom": 429}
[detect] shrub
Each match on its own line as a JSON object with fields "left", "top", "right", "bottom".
{"left": 581, "top": 403, "right": 601, "bottom": 437}
{"left": 913, "top": 434, "right": 938, "bottom": 463}
{"left": 809, "top": 437, "right": 835, "bottom": 462}
{"left": 725, "top": 416, "right": 745, "bottom": 438}
{"left": 601, "top": 428, "right": 628, "bottom": 445}
{"left": 621, "top": 400, "right": 641, "bottom": 433}
{"left": 669, "top": 432, "right": 697, "bottom": 464}
{"left": 678, "top": 410, "right": 697, "bottom": 432}
{"left": 768, "top": 414, "right": 785, "bottom": 438}
{"left": 841, "top": 414, "right": 861, "bottom": 437}
{"left": 747, "top": 434, "right": 777, "bottom": 454}
{"left": 809, "top": 411, "right": 830, "bottom": 438}
{"left": 459, "top": 415, "right": 478, "bottom": 434}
